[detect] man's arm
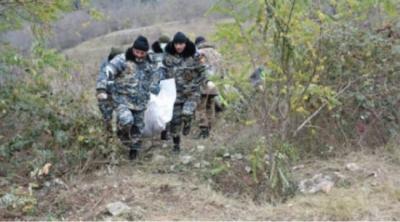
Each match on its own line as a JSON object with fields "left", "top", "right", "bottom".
{"left": 96, "top": 54, "right": 125, "bottom": 99}
{"left": 96, "top": 60, "right": 110, "bottom": 92}
{"left": 149, "top": 67, "right": 165, "bottom": 95}
{"left": 162, "top": 54, "right": 176, "bottom": 79}
{"left": 181, "top": 63, "right": 207, "bottom": 98}
{"left": 193, "top": 61, "right": 207, "bottom": 88}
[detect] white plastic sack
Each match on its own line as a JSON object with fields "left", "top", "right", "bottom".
{"left": 142, "top": 79, "right": 176, "bottom": 137}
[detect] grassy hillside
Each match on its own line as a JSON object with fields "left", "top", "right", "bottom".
{"left": 0, "top": 0, "right": 219, "bottom": 52}
{"left": 1, "top": 0, "right": 399, "bottom": 220}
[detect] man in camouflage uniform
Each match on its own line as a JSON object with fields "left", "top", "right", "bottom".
{"left": 195, "top": 36, "right": 224, "bottom": 138}
{"left": 150, "top": 35, "right": 170, "bottom": 68}
{"left": 150, "top": 35, "right": 173, "bottom": 141}
{"left": 97, "top": 35, "right": 162, "bottom": 160}
{"left": 163, "top": 32, "right": 206, "bottom": 152}
{"left": 96, "top": 47, "right": 123, "bottom": 135}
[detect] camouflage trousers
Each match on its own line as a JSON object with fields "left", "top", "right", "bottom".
{"left": 115, "top": 104, "right": 145, "bottom": 150}
{"left": 170, "top": 99, "right": 198, "bottom": 137}
{"left": 98, "top": 96, "right": 114, "bottom": 122}
{"left": 98, "top": 96, "right": 114, "bottom": 134}
{"left": 197, "top": 94, "right": 216, "bottom": 129}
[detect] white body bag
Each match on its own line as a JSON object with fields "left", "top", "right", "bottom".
{"left": 142, "top": 79, "right": 176, "bottom": 137}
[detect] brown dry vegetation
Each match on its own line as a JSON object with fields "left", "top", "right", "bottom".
{"left": 50, "top": 19, "right": 400, "bottom": 219}
{"left": 1, "top": 2, "right": 400, "bottom": 220}
{"left": 20, "top": 148, "right": 400, "bottom": 220}
{"left": 0, "top": 0, "right": 219, "bottom": 52}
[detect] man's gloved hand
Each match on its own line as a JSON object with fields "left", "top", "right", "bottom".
{"left": 199, "top": 52, "right": 207, "bottom": 64}
{"left": 97, "top": 90, "right": 108, "bottom": 100}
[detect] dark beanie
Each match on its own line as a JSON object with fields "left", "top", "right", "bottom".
{"left": 133, "top": 35, "right": 149, "bottom": 51}
{"left": 173, "top": 32, "right": 187, "bottom": 44}
{"left": 195, "top": 36, "right": 206, "bottom": 45}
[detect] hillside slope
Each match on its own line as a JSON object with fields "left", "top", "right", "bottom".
{"left": 29, "top": 150, "right": 400, "bottom": 220}
{"left": 56, "top": 18, "right": 400, "bottom": 221}
{"left": 3, "top": 19, "right": 398, "bottom": 221}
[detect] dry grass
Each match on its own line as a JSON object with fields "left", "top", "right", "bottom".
{"left": 36, "top": 18, "right": 400, "bottom": 221}
{"left": 63, "top": 18, "right": 228, "bottom": 64}
{"left": 269, "top": 152, "right": 400, "bottom": 220}
{"left": 58, "top": 166, "right": 266, "bottom": 220}
{"left": 31, "top": 145, "right": 397, "bottom": 220}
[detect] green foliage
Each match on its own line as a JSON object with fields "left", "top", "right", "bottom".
{"left": 317, "top": 23, "right": 400, "bottom": 146}
{"left": 211, "top": 0, "right": 400, "bottom": 145}
{"left": 0, "top": 0, "right": 91, "bottom": 32}
{"left": 0, "top": 188, "right": 37, "bottom": 214}
{"left": 248, "top": 137, "right": 297, "bottom": 203}
{"left": 210, "top": 0, "right": 400, "bottom": 202}
{"left": 31, "top": 41, "right": 74, "bottom": 72}
{"left": 249, "top": 141, "right": 265, "bottom": 183}
{"left": 267, "top": 139, "right": 297, "bottom": 202}
{"left": 210, "top": 160, "right": 228, "bottom": 176}
{"left": 0, "top": 1, "right": 114, "bottom": 192}
{"left": 0, "top": 76, "right": 113, "bottom": 176}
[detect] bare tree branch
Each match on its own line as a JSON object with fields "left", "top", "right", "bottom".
{"left": 293, "top": 79, "right": 355, "bottom": 137}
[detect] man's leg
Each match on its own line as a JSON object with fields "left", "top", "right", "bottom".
{"left": 170, "top": 103, "right": 183, "bottom": 153}
{"left": 204, "top": 95, "right": 216, "bottom": 138}
{"left": 197, "top": 95, "right": 209, "bottom": 139}
{"left": 129, "top": 110, "right": 145, "bottom": 160}
{"left": 98, "top": 96, "right": 114, "bottom": 134}
{"left": 160, "top": 123, "right": 170, "bottom": 141}
{"left": 115, "top": 105, "right": 135, "bottom": 159}
{"left": 214, "top": 95, "right": 225, "bottom": 113}
{"left": 182, "top": 99, "right": 198, "bottom": 136}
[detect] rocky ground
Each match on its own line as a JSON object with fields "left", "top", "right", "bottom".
{"left": 14, "top": 141, "right": 400, "bottom": 220}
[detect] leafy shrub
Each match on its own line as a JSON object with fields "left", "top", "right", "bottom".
{"left": 209, "top": 0, "right": 399, "bottom": 202}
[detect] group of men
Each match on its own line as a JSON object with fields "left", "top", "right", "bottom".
{"left": 96, "top": 32, "right": 223, "bottom": 160}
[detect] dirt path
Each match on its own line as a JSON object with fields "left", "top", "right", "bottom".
{"left": 49, "top": 150, "right": 400, "bottom": 221}
{"left": 60, "top": 164, "right": 267, "bottom": 220}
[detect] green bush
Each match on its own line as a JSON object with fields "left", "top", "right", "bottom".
{"left": 0, "top": 43, "right": 119, "bottom": 183}
{"left": 209, "top": 0, "right": 400, "bottom": 202}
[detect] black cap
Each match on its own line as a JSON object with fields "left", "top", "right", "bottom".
{"left": 173, "top": 32, "right": 187, "bottom": 44}
{"left": 133, "top": 35, "right": 149, "bottom": 51}
{"left": 195, "top": 36, "right": 206, "bottom": 45}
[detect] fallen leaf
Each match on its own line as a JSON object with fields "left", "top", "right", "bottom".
{"left": 39, "top": 163, "right": 52, "bottom": 176}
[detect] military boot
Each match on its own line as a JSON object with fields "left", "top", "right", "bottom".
{"left": 129, "top": 141, "right": 141, "bottom": 160}
{"left": 129, "top": 126, "right": 142, "bottom": 160}
{"left": 198, "top": 126, "right": 210, "bottom": 139}
{"left": 129, "top": 149, "right": 138, "bottom": 160}
{"left": 160, "top": 130, "right": 170, "bottom": 141}
{"left": 172, "top": 136, "right": 180, "bottom": 154}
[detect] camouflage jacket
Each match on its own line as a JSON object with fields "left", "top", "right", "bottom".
{"left": 149, "top": 52, "right": 165, "bottom": 70}
{"left": 96, "top": 59, "right": 113, "bottom": 93}
{"left": 197, "top": 43, "right": 224, "bottom": 79}
{"left": 99, "top": 53, "right": 163, "bottom": 111}
{"left": 149, "top": 41, "right": 168, "bottom": 70}
{"left": 163, "top": 42, "right": 206, "bottom": 103}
